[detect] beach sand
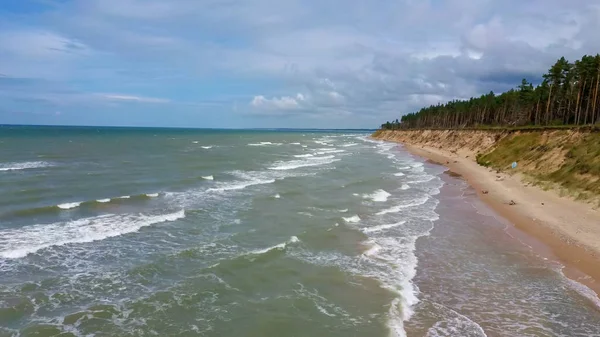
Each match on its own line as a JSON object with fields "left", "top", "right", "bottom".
{"left": 387, "top": 141, "right": 600, "bottom": 296}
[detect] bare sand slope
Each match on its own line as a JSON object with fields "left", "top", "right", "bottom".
{"left": 372, "top": 130, "right": 600, "bottom": 294}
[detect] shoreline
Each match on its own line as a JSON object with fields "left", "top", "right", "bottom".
{"left": 384, "top": 139, "right": 600, "bottom": 298}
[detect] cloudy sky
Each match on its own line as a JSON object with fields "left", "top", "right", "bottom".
{"left": 1, "top": 0, "right": 599, "bottom": 128}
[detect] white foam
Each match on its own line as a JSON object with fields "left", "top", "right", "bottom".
{"left": 193, "top": 141, "right": 199, "bottom": 144}
{"left": 289, "top": 142, "right": 302, "bottom": 145}
{"left": 202, "top": 175, "right": 214, "bottom": 180}
{"left": 118, "top": 195, "right": 131, "bottom": 199}
{"left": 362, "top": 242, "right": 382, "bottom": 256}
{"left": 377, "top": 196, "right": 429, "bottom": 215}
{"left": 339, "top": 209, "right": 348, "bottom": 213}
{"left": 274, "top": 194, "right": 281, "bottom": 199}
{"left": 315, "top": 149, "right": 345, "bottom": 154}
{"left": 343, "top": 215, "right": 361, "bottom": 223}
{"left": 269, "top": 157, "right": 340, "bottom": 171}
{"left": 146, "top": 193, "right": 159, "bottom": 198}
{"left": 0, "top": 210, "right": 185, "bottom": 259}
{"left": 342, "top": 143, "right": 358, "bottom": 147}
{"left": 57, "top": 202, "right": 81, "bottom": 210}
{"left": 294, "top": 154, "right": 314, "bottom": 158}
{"left": 394, "top": 172, "right": 405, "bottom": 177}
{"left": 400, "top": 184, "right": 410, "bottom": 190}
{"left": 362, "top": 221, "right": 406, "bottom": 234}
{"left": 248, "top": 142, "right": 282, "bottom": 146}
{"left": 0, "top": 161, "right": 52, "bottom": 171}
{"left": 250, "top": 236, "right": 300, "bottom": 255}
{"left": 201, "top": 146, "right": 213, "bottom": 149}
{"left": 96, "top": 198, "right": 111, "bottom": 203}
{"left": 207, "top": 178, "right": 276, "bottom": 192}
{"left": 308, "top": 155, "right": 335, "bottom": 160}
{"left": 363, "top": 189, "right": 391, "bottom": 202}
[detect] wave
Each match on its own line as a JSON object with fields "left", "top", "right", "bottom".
{"left": 269, "top": 157, "right": 340, "bottom": 171}
{"left": 294, "top": 154, "right": 314, "bottom": 158}
{"left": 376, "top": 196, "right": 430, "bottom": 215}
{"left": 57, "top": 202, "right": 82, "bottom": 210}
{"left": 207, "top": 178, "right": 276, "bottom": 193}
{"left": 202, "top": 175, "right": 214, "bottom": 180}
{"left": 274, "top": 194, "right": 281, "bottom": 199}
{"left": 400, "top": 184, "right": 410, "bottom": 190}
{"left": 343, "top": 215, "right": 361, "bottom": 223}
{"left": 342, "top": 143, "right": 358, "bottom": 147}
{"left": 339, "top": 209, "right": 348, "bottom": 213}
{"left": 0, "top": 210, "right": 185, "bottom": 259}
{"left": 146, "top": 193, "right": 159, "bottom": 198}
{"left": 394, "top": 172, "right": 405, "bottom": 177}
{"left": 0, "top": 161, "right": 52, "bottom": 172}
{"left": 118, "top": 195, "right": 131, "bottom": 199}
{"left": 362, "top": 221, "right": 406, "bottom": 234}
{"left": 250, "top": 236, "right": 300, "bottom": 255}
{"left": 96, "top": 198, "right": 111, "bottom": 203}
{"left": 289, "top": 142, "right": 302, "bottom": 145}
{"left": 201, "top": 146, "right": 213, "bottom": 149}
{"left": 363, "top": 189, "right": 391, "bottom": 202}
{"left": 248, "top": 142, "right": 282, "bottom": 146}
{"left": 192, "top": 141, "right": 199, "bottom": 144}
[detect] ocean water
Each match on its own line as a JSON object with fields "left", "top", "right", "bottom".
{"left": 0, "top": 126, "right": 599, "bottom": 337}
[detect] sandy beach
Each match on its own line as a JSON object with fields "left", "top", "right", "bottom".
{"left": 383, "top": 140, "right": 600, "bottom": 296}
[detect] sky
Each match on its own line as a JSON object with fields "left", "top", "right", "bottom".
{"left": 0, "top": 0, "right": 599, "bottom": 129}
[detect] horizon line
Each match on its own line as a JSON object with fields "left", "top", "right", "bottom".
{"left": 0, "top": 124, "right": 377, "bottom": 131}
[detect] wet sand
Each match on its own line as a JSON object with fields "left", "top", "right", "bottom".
{"left": 406, "top": 171, "right": 600, "bottom": 336}
{"left": 402, "top": 143, "right": 600, "bottom": 297}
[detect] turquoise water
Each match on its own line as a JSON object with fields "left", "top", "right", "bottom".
{"left": 1, "top": 126, "right": 599, "bottom": 337}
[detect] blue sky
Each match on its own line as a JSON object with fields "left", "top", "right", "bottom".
{"left": 1, "top": 0, "right": 599, "bottom": 128}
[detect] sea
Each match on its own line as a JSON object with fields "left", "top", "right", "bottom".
{"left": 0, "top": 125, "right": 599, "bottom": 337}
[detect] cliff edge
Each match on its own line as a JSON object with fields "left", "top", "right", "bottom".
{"left": 372, "top": 129, "right": 600, "bottom": 206}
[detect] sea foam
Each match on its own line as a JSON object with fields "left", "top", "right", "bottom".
{"left": 363, "top": 189, "right": 391, "bottom": 202}
{"left": 0, "top": 210, "right": 185, "bottom": 259}
{"left": 57, "top": 202, "right": 82, "bottom": 210}
{"left": 0, "top": 161, "right": 52, "bottom": 171}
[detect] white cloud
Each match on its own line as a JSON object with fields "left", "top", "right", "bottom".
{"left": 2, "top": 0, "right": 600, "bottom": 127}
{"left": 100, "top": 94, "right": 170, "bottom": 103}
{"left": 250, "top": 93, "right": 306, "bottom": 110}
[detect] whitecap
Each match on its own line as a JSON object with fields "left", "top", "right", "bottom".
{"left": 362, "top": 221, "right": 406, "bottom": 233}
{"left": 193, "top": 141, "right": 199, "bottom": 144}
{"left": 294, "top": 154, "right": 314, "bottom": 158}
{"left": 269, "top": 157, "right": 340, "bottom": 171}
{"left": 376, "top": 196, "right": 429, "bottom": 215}
{"left": 0, "top": 210, "right": 185, "bottom": 259}
{"left": 201, "top": 146, "right": 213, "bottom": 149}
{"left": 363, "top": 189, "right": 391, "bottom": 202}
{"left": 343, "top": 215, "right": 361, "bottom": 223}
{"left": 207, "top": 179, "right": 276, "bottom": 192}
{"left": 57, "top": 202, "right": 81, "bottom": 210}
{"left": 394, "top": 172, "right": 405, "bottom": 177}
{"left": 96, "top": 198, "right": 111, "bottom": 203}
{"left": 146, "top": 193, "right": 159, "bottom": 198}
{"left": 118, "top": 195, "right": 131, "bottom": 199}
{"left": 0, "top": 161, "right": 52, "bottom": 172}
{"left": 202, "top": 175, "right": 214, "bottom": 180}
{"left": 339, "top": 209, "right": 348, "bottom": 213}
{"left": 250, "top": 236, "right": 300, "bottom": 255}
{"left": 274, "top": 194, "right": 281, "bottom": 199}
{"left": 400, "top": 184, "right": 410, "bottom": 190}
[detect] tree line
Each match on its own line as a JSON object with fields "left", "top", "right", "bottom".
{"left": 381, "top": 54, "right": 600, "bottom": 130}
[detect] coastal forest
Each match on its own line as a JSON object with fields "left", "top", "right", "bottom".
{"left": 382, "top": 54, "right": 600, "bottom": 129}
